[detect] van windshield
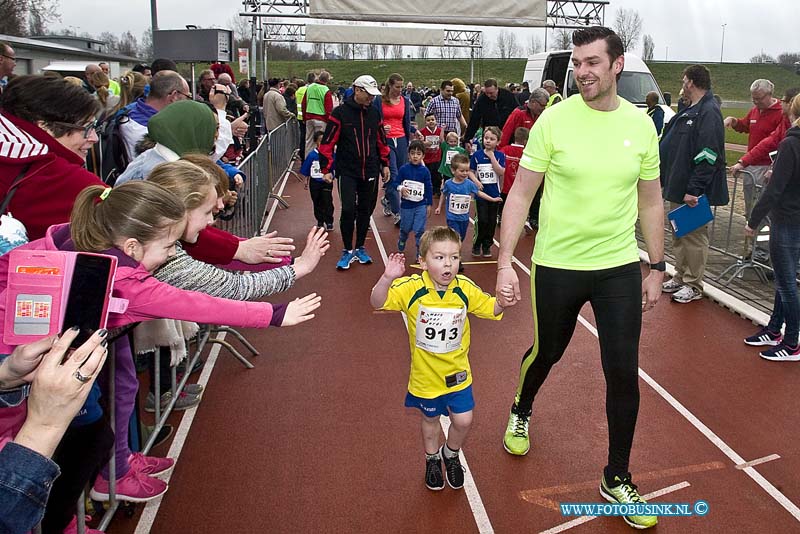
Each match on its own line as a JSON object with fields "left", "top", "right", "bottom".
{"left": 567, "top": 71, "right": 664, "bottom": 105}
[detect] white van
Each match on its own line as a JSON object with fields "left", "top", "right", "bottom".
{"left": 523, "top": 50, "right": 674, "bottom": 123}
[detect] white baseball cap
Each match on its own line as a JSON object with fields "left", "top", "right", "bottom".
{"left": 353, "top": 75, "right": 381, "bottom": 96}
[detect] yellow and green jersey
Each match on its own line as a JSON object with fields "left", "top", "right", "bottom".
{"left": 382, "top": 271, "right": 501, "bottom": 398}
{"left": 520, "top": 95, "right": 660, "bottom": 271}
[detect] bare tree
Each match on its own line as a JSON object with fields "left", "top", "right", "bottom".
{"left": 613, "top": 8, "right": 642, "bottom": 52}
{"left": 140, "top": 28, "right": 153, "bottom": 61}
{"left": 552, "top": 29, "right": 573, "bottom": 50}
{"left": 98, "top": 31, "right": 120, "bottom": 54}
{"left": 381, "top": 43, "right": 390, "bottom": 60}
{"left": 118, "top": 30, "right": 139, "bottom": 57}
{"left": 641, "top": 34, "right": 655, "bottom": 61}
{"left": 337, "top": 42, "right": 352, "bottom": 60}
{"left": 495, "top": 30, "right": 520, "bottom": 59}
{"left": 311, "top": 43, "right": 324, "bottom": 59}
{"left": 777, "top": 52, "right": 800, "bottom": 66}
{"left": 750, "top": 52, "right": 776, "bottom": 64}
{"left": 418, "top": 45, "right": 429, "bottom": 59}
{"left": 527, "top": 33, "right": 543, "bottom": 55}
{"left": 366, "top": 43, "right": 379, "bottom": 60}
{"left": 0, "top": 0, "right": 59, "bottom": 36}
{"left": 391, "top": 44, "right": 403, "bottom": 59}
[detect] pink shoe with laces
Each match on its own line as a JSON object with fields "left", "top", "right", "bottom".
{"left": 129, "top": 452, "right": 175, "bottom": 476}
{"left": 89, "top": 468, "right": 168, "bottom": 502}
{"left": 63, "top": 515, "right": 102, "bottom": 534}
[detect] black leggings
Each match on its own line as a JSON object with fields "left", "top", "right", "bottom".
{"left": 337, "top": 175, "right": 379, "bottom": 251}
{"left": 512, "top": 262, "right": 642, "bottom": 478}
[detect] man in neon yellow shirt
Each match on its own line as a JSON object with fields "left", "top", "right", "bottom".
{"left": 295, "top": 71, "right": 315, "bottom": 159}
{"left": 495, "top": 27, "right": 665, "bottom": 530}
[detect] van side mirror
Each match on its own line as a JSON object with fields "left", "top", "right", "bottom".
{"left": 663, "top": 92, "right": 672, "bottom": 106}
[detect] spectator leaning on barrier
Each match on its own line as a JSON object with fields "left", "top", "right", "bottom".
{"left": 464, "top": 78, "right": 518, "bottom": 147}
{"left": 731, "top": 87, "right": 800, "bottom": 177}
{"left": 744, "top": 94, "right": 800, "bottom": 361}
{"left": 318, "top": 74, "right": 390, "bottom": 270}
{"left": 264, "top": 77, "right": 295, "bottom": 131}
{"left": 724, "top": 79, "right": 784, "bottom": 218}
{"left": 660, "top": 64, "right": 728, "bottom": 304}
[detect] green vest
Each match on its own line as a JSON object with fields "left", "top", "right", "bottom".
{"left": 546, "top": 92, "right": 563, "bottom": 108}
{"left": 295, "top": 85, "right": 308, "bottom": 120}
{"left": 304, "top": 83, "right": 329, "bottom": 117}
{"left": 108, "top": 79, "right": 120, "bottom": 97}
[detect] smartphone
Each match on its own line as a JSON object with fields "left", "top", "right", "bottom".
{"left": 61, "top": 253, "right": 114, "bottom": 348}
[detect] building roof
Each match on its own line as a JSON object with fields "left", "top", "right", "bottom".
{"left": 0, "top": 33, "right": 141, "bottom": 63}
{"left": 32, "top": 35, "right": 106, "bottom": 45}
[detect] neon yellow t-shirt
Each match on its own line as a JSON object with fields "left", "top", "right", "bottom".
{"left": 520, "top": 95, "right": 660, "bottom": 270}
{"left": 382, "top": 271, "right": 502, "bottom": 398}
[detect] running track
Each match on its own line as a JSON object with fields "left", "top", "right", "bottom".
{"left": 107, "top": 166, "right": 800, "bottom": 534}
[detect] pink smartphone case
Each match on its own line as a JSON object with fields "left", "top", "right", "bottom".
{"left": 4, "top": 249, "right": 118, "bottom": 345}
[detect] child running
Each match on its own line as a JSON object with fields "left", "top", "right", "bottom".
{"left": 395, "top": 140, "right": 433, "bottom": 255}
{"left": 498, "top": 126, "right": 529, "bottom": 226}
{"left": 436, "top": 154, "right": 501, "bottom": 271}
{"left": 370, "top": 227, "right": 513, "bottom": 491}
{"left": 437, "top": 131, "right": 467, "bottom": 185}
{"left": 420, "top": 112, "right": 444, "bottom": 196}
{"left": 300, "top": 130, "right": 334, "bottom": 231}
{"left": 470, "top": 126, "right": 505, "bottom": 258}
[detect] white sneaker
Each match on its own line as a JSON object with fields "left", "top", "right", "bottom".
{"left": 661, "top": 278, "right": 682, "bottom": 293}
{"left": 671, "top": 285, "right": 703, "bottom": 303}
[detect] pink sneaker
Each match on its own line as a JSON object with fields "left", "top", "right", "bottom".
{"left": 89, "top": 468, "right": 168, "bottom": 502}
{"left": 63, "top": 515, "right": 102, "bottom": 534}
{"left": 129, "top": 452, "right": 175, "bottom": 476}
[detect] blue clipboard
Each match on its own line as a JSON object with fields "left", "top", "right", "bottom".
{"left": 668, "top": 194, "right": 714, "bottom": 237}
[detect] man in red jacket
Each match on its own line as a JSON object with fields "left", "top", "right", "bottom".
{"left": 724, "top": 79, "right": 784, "bottom": 217}
{"left": 499, "top": 88, "right": 549, "bottom": 148}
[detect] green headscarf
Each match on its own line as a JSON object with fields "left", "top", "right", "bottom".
{"left": 147, "top": 100, "right": 217, "bottom": 156}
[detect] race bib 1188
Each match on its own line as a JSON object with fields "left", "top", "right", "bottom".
{"left": 448, "top": 194, "right": 471, "bottom": 215}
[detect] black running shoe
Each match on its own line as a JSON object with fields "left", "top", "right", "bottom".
{"left": 425, "top": 456, "right": 445, "bottom": 491}
{"left": 441, "top": 446, "right": 465, "bottom": 489}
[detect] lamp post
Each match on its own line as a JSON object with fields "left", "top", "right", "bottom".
{"left": 720, "top": 24, "right": 726, "bottom": 63}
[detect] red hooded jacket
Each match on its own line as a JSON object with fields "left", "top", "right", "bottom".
{"left": 731, "top": 100, "right": 784, "bottom": 165}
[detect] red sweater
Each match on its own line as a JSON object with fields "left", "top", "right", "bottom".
{"left": 0, "top": 112, "right": 239, "bottom": 264}
{"left": 500, "top": 144, "right": 524, "bottom": 194}
{"left": 741, "top": 116, "right": 791, "bottom": 168}
{"left": 420, "top": 126, "right": 443, "bottom": 165}
{"left": 500, "top": 106, "right": 538, "bottom": 148}
{"left": 732, "top": 101, "right": 784, "bottom": 165}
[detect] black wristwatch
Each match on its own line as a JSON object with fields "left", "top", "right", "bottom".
{"left": 649, "top": 260, "right": 666, "bottom": 272}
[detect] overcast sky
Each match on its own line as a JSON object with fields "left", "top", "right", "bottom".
{"left": 53, "top": 0, "right": 797, "bottom": 63}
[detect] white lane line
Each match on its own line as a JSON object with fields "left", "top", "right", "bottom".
{"left": 135, "top": 170, "right": 293, "bottom": 533}
{"left": 370, "top": 216, "right": 494, "bottom": 534}
{"left": 492, "top": 233, "right": 800, "bottom": 522}
{"left": 736, "top": 454, "right": 781, "bottom": 470}
{"left": 538, "top": 481, "right": 691, "bottom": 534}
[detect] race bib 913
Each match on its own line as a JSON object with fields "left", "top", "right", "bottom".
{"left": 415, "top": 305, "right": 465, "bottom": 354}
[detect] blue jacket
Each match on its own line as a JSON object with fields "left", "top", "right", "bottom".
{"left": 394, "top": 162, "right": 432, "bottom": 209}
{"left": 372, "top": 95, "right": 416, "bottom": 141}
{"left": 0, "top": 442, "right": 61, "bottom": 534}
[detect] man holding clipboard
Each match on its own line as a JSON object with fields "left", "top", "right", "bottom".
{"left": 659, "top": 64, "right": 728, "bottom": 304}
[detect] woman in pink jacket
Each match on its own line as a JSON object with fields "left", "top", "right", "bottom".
{"left": 0, "top": 181, "right": 320, "bottom": 530}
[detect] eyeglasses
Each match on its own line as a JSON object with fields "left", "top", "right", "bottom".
{"left": 51, "top": 119, "right": 100, "bottom": 139}
{"left": 212, "top": 86, "right": 230, "bottom": 98}
{"left": 1, "top": 54, "right": 15, "bottom": 62}
{"left": 173, "top": 89, "right": 192, "bottom": 100}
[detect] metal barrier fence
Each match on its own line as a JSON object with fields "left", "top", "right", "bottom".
{"left": 82, "top": 118, "right": 300, "bottom": 533}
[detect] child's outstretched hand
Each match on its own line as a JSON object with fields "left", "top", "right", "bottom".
{"left": 293, "top": 226, "right": 330, "bottom": 279}
{"left": 498, "top": 283, "right": 517, "bottom": 308}
{"left": 385, "top": 252, "right": 406, "bottom": 279}
{"left": 493, "top": 196, "right": 503, "bottom": 203}
{"left": 281, "top": 293, "right": 322, "bottom": 326}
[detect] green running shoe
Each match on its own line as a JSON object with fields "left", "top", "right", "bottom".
{"left": 503, "top": 410, "right": 530, "bottom": 455}
{"left": 599, "top": 474, "right": 658, "bottom": 529}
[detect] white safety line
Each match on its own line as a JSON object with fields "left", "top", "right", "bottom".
{"left": 370, "top": 217, "right": 494, "bottom": 534}
{"left": 134, "top": 169, "right": 293, "bottom": 533}
{"left": 495, "top": 235, "right": 800, "bottom": 522}
{"left": 538, "top": 481, "right": 691, "bottom": 534}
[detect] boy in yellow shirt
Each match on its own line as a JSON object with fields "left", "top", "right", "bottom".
{"left": 371, "top": 227, "right": 513, "bottom": 490}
